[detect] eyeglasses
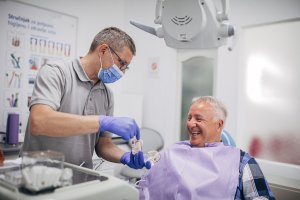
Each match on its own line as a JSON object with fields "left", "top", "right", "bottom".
{"left": 109, "top": 46, "right": 129, "bottom": 71}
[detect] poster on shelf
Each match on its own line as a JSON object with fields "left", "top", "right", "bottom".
{"left": 0, "top": 0, "right": 77, "bottom": 135}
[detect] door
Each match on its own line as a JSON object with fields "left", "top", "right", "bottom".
{"left": 180, "top": 56, "right": 214, "bottom": 140}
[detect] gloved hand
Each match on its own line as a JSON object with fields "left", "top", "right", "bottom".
{"left": 120, "top": 151, "right": 151, "bottom": 170}
{"left": 99, "top": 115, "right": 140, "bottom": 140}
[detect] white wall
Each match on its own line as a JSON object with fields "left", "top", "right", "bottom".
{"left": 123, "top": 0, "right": 178, "bottom": 147}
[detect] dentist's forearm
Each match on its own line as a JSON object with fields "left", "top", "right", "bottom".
{"left": 30, "top": 104, "right": 99, "bottom": 137}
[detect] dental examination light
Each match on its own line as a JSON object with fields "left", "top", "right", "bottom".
{"left": 130, "top": 0, "right": 235, "bottom": 50}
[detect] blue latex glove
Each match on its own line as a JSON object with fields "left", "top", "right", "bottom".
{"left": 120, "top": 151, "right": 151, "bottom": 170}
{"left": 99, "top": 115, "right": 140, "bottom": 140}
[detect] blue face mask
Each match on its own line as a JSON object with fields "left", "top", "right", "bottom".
{"left": 98, "top": 49, "right": 124, "bottom": 83}
{"left": 98, "top": 64, "right": 124, "bottom": 83}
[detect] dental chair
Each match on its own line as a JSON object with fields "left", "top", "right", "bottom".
{"left": 221, "top": 129, "right": 236, "bottom": 147}
{"left": 135, "top": 127, "right": 164, "bottom": 152}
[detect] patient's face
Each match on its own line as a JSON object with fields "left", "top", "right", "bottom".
{"left": 186, "top": 102, "right": 221, "bottom": 147}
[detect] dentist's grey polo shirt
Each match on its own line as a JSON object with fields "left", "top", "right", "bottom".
{"left": 22, "top": 58, "right": 114, "bottom": 169}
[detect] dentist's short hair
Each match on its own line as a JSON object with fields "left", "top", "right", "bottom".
{"left": 191, "top": 96, "right": 227, "bottom": 123}
{"left": 89, "top": 27, "right": 136, "bottom": 55}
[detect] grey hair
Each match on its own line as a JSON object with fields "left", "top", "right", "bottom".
{"left": 89, "top": 27, "right": 136, "bottom": 55}
{"left": 192, "top": 96, "right": 227, "bottom": 123}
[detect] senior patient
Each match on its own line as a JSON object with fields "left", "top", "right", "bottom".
{"left": 138, "top": 96, "right": 275, "bottom": 200}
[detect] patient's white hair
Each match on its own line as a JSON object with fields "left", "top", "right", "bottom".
{"left": 192, "top": 96, "right": 227, "bottom": 123}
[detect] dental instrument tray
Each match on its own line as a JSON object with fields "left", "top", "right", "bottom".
{"left": 0, "top": 150, "right": 108, "bottom": 193}
{"left": 0, "top": 161, "right": 108, "bottom": 194}
{"left": 0, "top": 151, "right": 138, "bottom": 200}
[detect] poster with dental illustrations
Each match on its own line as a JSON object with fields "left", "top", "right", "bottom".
{"left": 0, "top": 1, "right": 77, "bottom": 139}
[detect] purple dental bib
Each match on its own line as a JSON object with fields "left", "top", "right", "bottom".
{"left": 139, "top": 141, "right": 240, "bottom": 200}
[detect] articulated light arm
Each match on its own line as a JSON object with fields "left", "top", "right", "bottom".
{"left": 130, "top": 0, "right": 235, "bottom": 49}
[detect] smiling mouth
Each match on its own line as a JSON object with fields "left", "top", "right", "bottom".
{"left": 191, "top": 131, "right": 201, "bottom": 136}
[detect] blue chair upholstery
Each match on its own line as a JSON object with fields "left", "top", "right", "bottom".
{"left": 221, "top": 130, "right": 236, "bottom": 147}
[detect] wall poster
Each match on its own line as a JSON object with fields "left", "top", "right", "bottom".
{"left": 0, "top": 1, "right": 77, "bottom": 137}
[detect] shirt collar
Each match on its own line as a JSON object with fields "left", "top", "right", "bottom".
{"left": 73, "top": 58, "right": 105, "bottom": 89}
{"left": 73, "top": 58, "right": 89, "bottom": 82}
{"left": 204, "top": 142, "right": 224, "bottom": 147}
{"left": 183, "top": 141, "right": 224, "bottom": 148}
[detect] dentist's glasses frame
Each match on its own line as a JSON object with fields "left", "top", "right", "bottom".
{"left": 109, "top": 46, "right": 129, "bottom": 72}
